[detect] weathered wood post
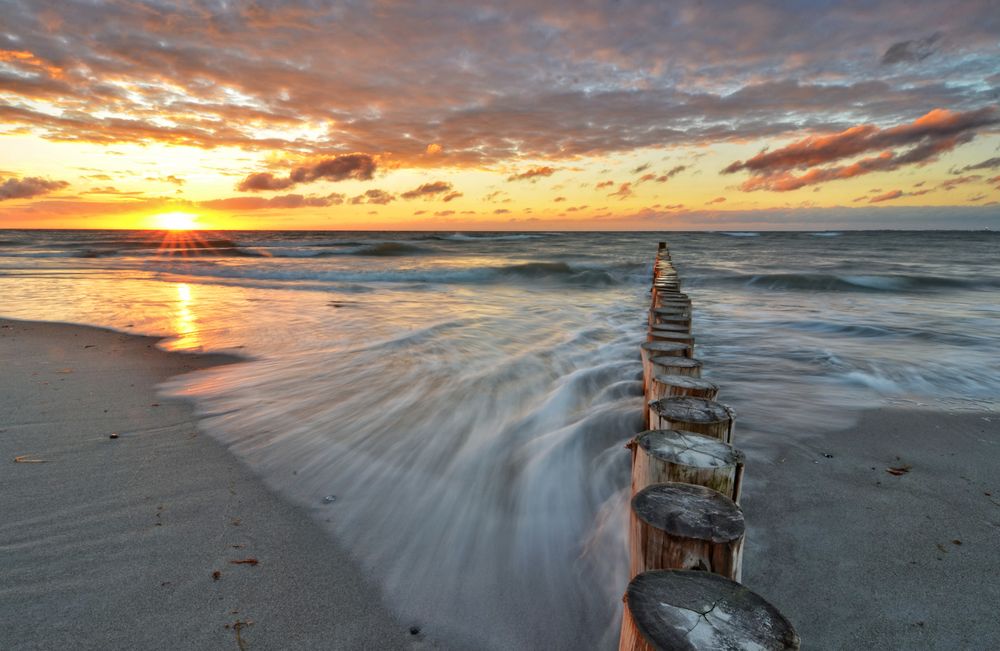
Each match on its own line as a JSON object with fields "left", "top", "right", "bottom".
{"left": 619, "top": 571, "right": 800, "bottom": 651}
{"left": 628, "top": 429, "right": 744, "bottom": 501}
{"left": 648, "top": 374, "right": 718, "bottom": 402}
{"left": 649, "top": 356, "right": 701, "bottom": 376}
{"left": 640, "top": 341, "right": 691, "bottom": 389}
{"left": 629, "top": 482, "right": 745, "bottom": 580}
{"left": 649, "top": 396, "right": 735, "bottom": 443}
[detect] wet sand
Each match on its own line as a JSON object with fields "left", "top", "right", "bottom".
{"left": 742, "top": 407, "right": 1000, "bottom": 649}
{"left": 0, "top": 318, "right": 417, "bottom": 651}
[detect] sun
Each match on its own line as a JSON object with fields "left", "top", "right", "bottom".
{"left": 152, "top": 211, "right": 201, "bottom": 230}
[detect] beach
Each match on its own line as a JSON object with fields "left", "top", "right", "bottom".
{"left": 0, "top": 318, "right": 417, "bottom": 651}
{"left": 3, "top": 317, "right": 999, "bottom": 649}
{"left": 1, "top": 230, "right": 999, "bottom": 649}
{"left": 742, "top": 407, "right": 1000, "bottom": 649}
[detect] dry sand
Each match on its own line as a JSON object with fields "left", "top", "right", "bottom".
{"left": 742, "top": 407, "right": 1000, "bottom": 649}
{"left": 0, "top": 318, "right": 418, "bottom": 651}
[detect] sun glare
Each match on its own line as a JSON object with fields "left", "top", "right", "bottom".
{"left": 153, "top": 211, "right": 200, "bottom": 230}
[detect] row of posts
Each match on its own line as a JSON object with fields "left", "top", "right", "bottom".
{"left": 616, "top": 242, "right": 800, "bottom": 650}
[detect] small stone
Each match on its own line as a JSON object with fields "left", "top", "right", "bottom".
{"left": 323, "top": 495, "right": 337, "bottom": 504}
{"left": 212, "top": 570, "right": 221, "bottom": 581}
{"left": 409, "top": 626, "right": 421, "bottom": 635}
{"left": 109, "top": 433, "right": 119, "bottom": 439}
{"left": 822, "top": 453, "right": 833, "bottom": 458}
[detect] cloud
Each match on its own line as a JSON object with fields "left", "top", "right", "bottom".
{"left": 608, "top": 182, "right": 633, "bottom": 199}
{"left": 553, "top": 196, "right": 566, "bottom": 202}
{"left": 0, "top": 2, "right": 996, "bottom": 174}
{"left": 200, "top": 193, "right": 345, "bottom": 210}
{"left": 350, "top": 189, "right": 394, "bottom": 205}
{"left": 724, "top": 108, "right": 999, "bottom": 192}
{"left": 401, "top": 181, "right": 453, "bottom": 199}
{"left": 434, "top": 210, "right": 455, "bottom": 216}
{"left": 494, "top": 208, "right": 510, "bottom": 214}
{"left": 939, "top": 175, "right": 982, "bottom": 191}
{"left": 954, "top": 157, "right": 1000, "bottom": 173}
{"left": 442, "top": 191, "right": 463, "bottom": 202}
{"left": 507, "top": 166, "right": 556, "bottom": 182}
{"left": 146, "top": 175, "right": 186, "bottom": 186}
{"left": 237, "top": 154, "right": 376, "bottom": 191}
{"left": 707, "top": 196, "right": 726, "bottom": 204}
{"left": 869, "top": 189, "right": 904, "bottom": 203}
{"left": 0, "top": 176, "right": 69, "bottom": 200}
{"left": 595, "top": 180, "right": 614, "bottom": 189}
{"left": 881, "top": 32, "right": 942, "bottom": 65}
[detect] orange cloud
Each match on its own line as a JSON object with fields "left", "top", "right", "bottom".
{"left": 725, "top": 108, "right": 999, "bottom": 191}
{"left": 508, "top": 166, "right": 556, "bottom": 181}
{"left": 869, "top": 189, "right": 903, "bottom": 203}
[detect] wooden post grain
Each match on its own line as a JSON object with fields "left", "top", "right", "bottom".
{"left": 649, "top": 396, "right": 735, "bottom": 443}
{"left": 628, "top": 429, "right": 744, "bottom": 501}
{"left": 629, "top": 482, "right": 745, "bottom": 580}
{"left": 619, "top": 571, "right": 800, "bottom": 651}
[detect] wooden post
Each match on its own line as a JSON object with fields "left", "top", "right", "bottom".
{"left": 619, "top": 571, "right": 800, "bottom": 651}
{"left": 628, "top": 429, "right": 744, "bottom": 501}
{"left": 649, "top": 396, "right": 735, "bottom": 443}
{"left": 648, "top": 357, "right": 702, "bottom": 389}
{"left": 649, "top": 322, "right": 689, "bottom": 333}
{"left": 647, "top": 330, "right": 694, "bottom": 347}
{"left": 648, "top": 374, "right": 718, "bottom": 401}
{"left": 640, "top": 341, "right": 692, "bottom": 388}
{"left": 629, "top": 482, "right": 744, "bottom": 580}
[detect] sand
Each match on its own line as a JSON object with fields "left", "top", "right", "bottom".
{"left": 742, "top": 407, "right": 1000, "bottom": 649}
{"left": 3, "top": 316, "right": 999, "bottom": 650}
{"left": 0, "top": 318, "right": 417, "bottom": 651}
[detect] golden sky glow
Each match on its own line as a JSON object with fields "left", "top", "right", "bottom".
{"left": 0, "top": 2, "right": 998, "bottom": 230}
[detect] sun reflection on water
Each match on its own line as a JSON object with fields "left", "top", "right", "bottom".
{"left": 171, "top": 282, "right": 201, "bottom": 350}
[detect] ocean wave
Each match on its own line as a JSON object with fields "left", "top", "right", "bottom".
{"left": 709, "top": 272, "right": 992, "bottom": 293}
{"left": 811, "top": 231, "right": 842, "bottom": 237}
{"left": 148, "top": 259, "right": 627, "bottom": 288}
{"left": 432, "top": 233, "right": 553, "bottom": 242}
{"left": 720, "top": 231, "right": 760, "bottom": 237}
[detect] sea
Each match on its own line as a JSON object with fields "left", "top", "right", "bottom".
{"left": 1, "top": 229, "right": 998, "bottom": 649}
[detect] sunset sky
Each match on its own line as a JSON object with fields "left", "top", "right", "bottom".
{"left": 1, "top": 1, "right": 998, "bottom": 230}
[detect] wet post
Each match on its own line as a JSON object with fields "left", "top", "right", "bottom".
{"left": 627, "top": 429, "right": 744, "bottom": 501}
{"left": 629, "top": 482, "right": 745, "bottom": 580}
{"left": 619, "top": 571, "right": 800, "bottom": 651}
{"left": 648, "top": 396, "right": 735, "bottom": 444}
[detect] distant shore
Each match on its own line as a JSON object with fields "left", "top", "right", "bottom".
{"left": 0, "top": 318, "right": 417, "bottom": 651}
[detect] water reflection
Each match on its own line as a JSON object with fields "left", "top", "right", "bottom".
{"left": 171, "top": 282, "right": 201, "bottom": 350}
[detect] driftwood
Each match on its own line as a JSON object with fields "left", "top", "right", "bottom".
{"left": 619, "top": 570, "right": 800, "bottom": 651}
{"left": 649, "top": 396, "right": 735, "bottom": 443}
{"left": 629, "top": 429, "right": 744, "bottom": 501}
{"left": 629, "top": 482, "right": 744, "bottom": 580}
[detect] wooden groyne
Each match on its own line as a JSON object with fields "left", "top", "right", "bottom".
{"left": 618, "top": 242, "right": 800, "bottom": 650}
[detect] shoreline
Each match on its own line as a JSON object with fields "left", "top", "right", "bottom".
{"left": 0, "top": 318, "right": 418, "bottom": 650}
{"left": 2, "top": 315, "right": 998, "bottom": 649}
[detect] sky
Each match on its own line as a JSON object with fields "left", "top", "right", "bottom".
{"left": 0, "top": 0, "right": 998, "bottom": 231}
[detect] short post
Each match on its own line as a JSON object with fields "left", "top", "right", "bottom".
{"left": 640, "top": 341, "right": 691, "bottom": 388}
{"left": 649, "top": 356, "right": 701, "bottom": 377}
{"left": 628, "top": 429, "right": 744, "bottom": 501}
{"left": 649, "top": 396, "right": 735, "bottom": 443}
{"left": 648, "top": 374, "right": 718, "bottom": 401}
{"left": 629, "top": 482, "right": 745, "bottom": 580}
{"left": 619, "top": 571, "right": 800, "bottom": 651}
